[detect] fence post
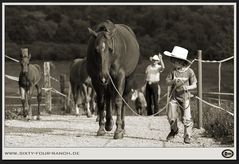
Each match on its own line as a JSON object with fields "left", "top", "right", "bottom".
{"left": 218, "top": 63, "right": 222, "bottom": 107}
{"left": 59, "top": 74, "right": 67, "bottom": 113}
{"left": 44, "top": 62, "right": 52, "bottom": 113}
{"left": 197, "top": 50, "right": 203, "bottom": 129}
{"left": 67, "top": 82, "right": 72, "bottom": 113}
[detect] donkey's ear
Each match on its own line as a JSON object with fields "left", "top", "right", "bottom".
{"left": 88, "top": 28, "right": 98, "bottom": 37}
{"left": 29, "top": 54, "right": 31, "bottom": 60}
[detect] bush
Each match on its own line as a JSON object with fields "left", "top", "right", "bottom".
{"left": 5, "top": 42, "right": 88, "bottom": 61}
{"left": 191, "top": 98, "right": 234, "bottom": 145}
{"left": 5, "top": 42, "right": 21, "bottom": 60}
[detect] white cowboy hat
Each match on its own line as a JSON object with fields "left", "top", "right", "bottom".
{"left": 163, "top": 46, "right": 191, "bottom": 64}
{"left": 149, "top": 55, "right": 160, "bottom": 61}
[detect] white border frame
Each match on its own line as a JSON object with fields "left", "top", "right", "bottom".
{"left": 2, "top": 2, "right": 237, "bottom": 160}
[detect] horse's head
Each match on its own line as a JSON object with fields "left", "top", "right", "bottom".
{"left": 88, "top": 27, "right": 115, "bottom": 85}
{"left": 19, "top": 48, "right": 31, "bottom": 74}
{"left": 130, "top": 89, "right": 139, "bottom": 101}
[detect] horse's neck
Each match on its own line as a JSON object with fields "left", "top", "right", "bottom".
{"left": 22, "top": 64, "right": 41, "bottom": 83}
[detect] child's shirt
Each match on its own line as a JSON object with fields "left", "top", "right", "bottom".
{"left": 166, "top": 67, "right": 197, "bottom": 102}
{"left": 145, "top": 64, "right": 163, "bottom": 83}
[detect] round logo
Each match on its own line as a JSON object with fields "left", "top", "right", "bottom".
{"left": 222, "top": 149, "right": 234, "bottom": 158}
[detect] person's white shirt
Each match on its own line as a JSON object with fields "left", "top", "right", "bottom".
{"left": 145, "top": 64, "right": 162, "bottom": 83}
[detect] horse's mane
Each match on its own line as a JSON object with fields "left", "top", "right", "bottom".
{"left": 96, "top": 20, "right": 115, "bottom": 33}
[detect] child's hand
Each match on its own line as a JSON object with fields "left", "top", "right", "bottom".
{"left": 183, "top": 86, "right": 188, "bottom": 91}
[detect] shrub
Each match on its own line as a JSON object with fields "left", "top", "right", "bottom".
{"left": 5, "top": 42, "right": 88, "bottom": 61}
{"left": 191, "top": 98, "right": 234, "bottom": 145}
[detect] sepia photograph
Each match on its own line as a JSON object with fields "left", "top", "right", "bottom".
{"left": 2, "top": 1, "right": 237, "bottom": 160}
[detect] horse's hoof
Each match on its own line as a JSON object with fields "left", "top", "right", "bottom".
{"left": 105, "top": 119, "right": 113, "bottom": 131}
{"left": 97, "top": 129, "right": 106, "bottom": 136}
{"left": 26, "top": 117, "right": 31, "bottom": 121}
{"left": 96, "top": 116, "right": 99, "bottom": 122}
{"left": 113, "top": 130, "right": 124, "bottom": 139}
{"left": 86, "top": 112, "right": 92, "bottom": 118}
{"left": 32, "top": 116, "right": 39, "bottom": 120}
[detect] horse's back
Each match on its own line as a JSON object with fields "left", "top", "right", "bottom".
{"left": 28, "top": 64, "right": 42, "bottom": 85}
{"left": 114, "top": 24, "right": 140, "bottom": 77}
{"left": 70, "top": 58, "right": 90, "bottom": 86}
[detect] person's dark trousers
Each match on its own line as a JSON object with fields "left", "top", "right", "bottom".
{"left": 146, "top": 82, "right": 159, "bottom": 116}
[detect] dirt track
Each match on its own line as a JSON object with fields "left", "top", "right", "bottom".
{"left": 4, "top": 115, "right": 229, "bottom": 148}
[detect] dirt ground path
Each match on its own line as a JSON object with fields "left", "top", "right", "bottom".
{"left": 4, "top": 115, "right": 228, "bottom": 148}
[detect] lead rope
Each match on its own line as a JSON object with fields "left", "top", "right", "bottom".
{"left": 108, "top": 73, "right": 175, "bottom": 117}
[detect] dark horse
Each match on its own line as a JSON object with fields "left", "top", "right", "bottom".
{"left": 70, "top": 58, "right": 96, "bottom": 117}
{"left": 87, "top": 20, "right": 140, "bottom": 139}
{"left": 18, "top": 48, "right": 42, "bottom": 120}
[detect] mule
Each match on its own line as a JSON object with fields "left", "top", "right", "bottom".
{"left": 70, "top": 58, "right": 96, "bottom": 117}
{"left": 18, "top": 48, "right": 42, "bottom": 120}
{"left": 87, "top": 20, "right": 140, "bottom": 139}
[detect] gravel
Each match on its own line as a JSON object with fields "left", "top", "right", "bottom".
{"left": 4, "top": 115, "right": 229, "bottom": 148}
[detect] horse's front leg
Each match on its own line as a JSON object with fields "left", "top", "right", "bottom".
{"left": 96, "top": 94, "right": 106, "bottom": 136}
{"left": 27, "top": 87, "right": 34, "bottom": 120}
{"left": 105, "top": 88, "right": 113, "bottom": 131}
{"left": 75, "top": 86, "right": 82, "bottom": 116}
{"left": 114, "top": 69, "right": 125, "bottom": 139}
{"left": 121, "top": 96, "right": 127, "bottom": 130}
{"left": 19, "top": 87, "right": 27, "bottom": 118}
{"left": 85, "top": 86, "right": 92, "bottom": 118}
{"left": 36, "top": 84, "right": 42, "bottom": 120}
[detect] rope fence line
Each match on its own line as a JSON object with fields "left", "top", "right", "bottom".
{"left": 193, "top": 95, "right": 234, "bottom": 116}
{"left": 190, "top": 91, "right": 234, "bottom": 96}
{"left": 5, "top": 71, "right": 234, "bottom": 117}
{"left": 109, "top": 72, "right": 234, "bottom": 117}
{"left": 5, "top": 55, "right": 19, "bottom": 63}
{"left": 191, "top": 56, "right": 234, "bottom": 64}
{"left": 108, "top": 53, "right": 234, "bottom": 118}
{"left": 4, "top": 54, "right": 234, "bottom": 118}
{"left": 191, "top": 55, "right": 234, "bottom": 113}
{"left": 5, "top": 75, "right": 19, "bottom": 81}
{"left": 42, "top": 87, "right": 68, "bottom": 98}
{"left": 5, "top": 104, "right": 45, "bottom": 107}
{"left": 50, "top": 76, "right": 60, "bottom": 83}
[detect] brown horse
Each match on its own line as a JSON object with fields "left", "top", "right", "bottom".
{"left": 87, "top": 20, "right": 140, "bottom": 139}
{"left": 70, "top": 58, "right": 96, "bottom": 117}
{"left": 18, "top": 48, "right": 42, "bottom": 120}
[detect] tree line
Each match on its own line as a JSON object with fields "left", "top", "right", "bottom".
{"left": 5, "top": 5, "right": 234, "bottom": 61}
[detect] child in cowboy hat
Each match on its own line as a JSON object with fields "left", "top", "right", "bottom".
{"left": 145, "top": 53, "right": 165, "bottom": 116}
{"left": 163, "top": 46, "right": 197, "bottom": 144}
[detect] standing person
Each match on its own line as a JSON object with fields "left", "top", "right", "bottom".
{"left": 145, "top": 53, "right": 165, "bottom": 116}
{"left": 163, "top": 46, "right": 197, "bottom": 144}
